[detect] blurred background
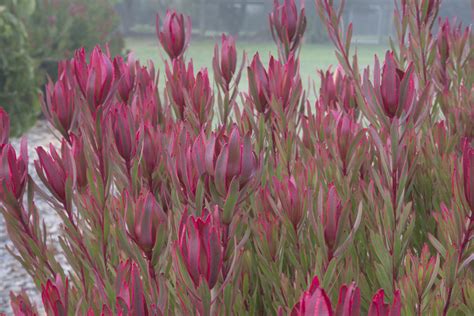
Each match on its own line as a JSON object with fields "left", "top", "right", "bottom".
{"left": 0, "top": 0, "right": 471, "bottom": 136}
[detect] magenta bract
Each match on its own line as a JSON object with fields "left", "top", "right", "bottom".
{"left": 156, "top": 10, "right": 191, "bottom": 60}
{"left": 110, "top": 103, "right": 137, "bottom": 163}
{"left": 368, "top": 289, "right": 401, "bottom": 316}
{"left": 74, "top": 46, "right": 114, "bottom": 112}
{"left": 248, "top": 53, "right": 270, "bottom": 114}
{"left": 41, "top": 275, "right": 68, "bottom": 316}
{"left": 42, "top": 68, "right": 76, "bottom": 137}
{"left": 205, "top": 126, "right": 260, "bottom": 199}
{"left": 214, "top": 34, "right": 237, "bottom": 90}
{"left": 178, "top": 207, "right": 223, "bottom": 289}
{"left": 35, "top": 143, "right": 69, "bottom": 203}
{"left": 462, "top": 140, "right": 473, "bottom": 209}
{"left": 9, "top": 291, "right": 38, "bottom": 316}
{"left": 336, "top": 283, "right": 361, "bottom": 316}
{"left": 127, "top": 190, "right": 167, "bottom": 255}
{"left": 0, "top": 107, "right": 10, "bottom": 147}
{"left": 0, "top": 141, "right": 28, "bottom": 202}
{"left": 291, "top": 276, "right": 333, "bottom": 316}
{"left": 380, "top": 52, "right": 415, "bottom": 119}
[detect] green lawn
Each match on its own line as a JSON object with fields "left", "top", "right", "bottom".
{"left": 125, "top": 37, "right": 387, "bottom": 90}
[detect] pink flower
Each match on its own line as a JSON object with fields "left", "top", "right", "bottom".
{"left": 35, "top": 143, "right": 69, "bottom": 203}
{"left": 126, "top": 190, "right": 167, "bottom": 256}
{"left": 462, "top": 139, "right": 473, "bottom": 209}
{"left": 321, "top": 184, "right": 343, "bottom": 255}
{"left": 0, "top": 141, "right": 28, "bottom": 202}
{"left": 9, "top": 291, "right": 38, "bottom": 316}
{"left": 167, "top": 124, "right": 202, "bottom": 204}
{"left": 267, "top": 55, "right": 301, "bottom": 114}
{"left": 69, "top": 133, "right": 88, "bottom": 190}
{"left": 115, "top": 260, "right": 149, "bottom": 315}
{"left": 368, "top": 289, "right": 401, "bottom": 316}
{"left": 41, "top": 275, "right": 69, "bottom": 316}
{"left": 156, "top": 10, "right": 191, "bottom": 60}
{"left": 273, "top": 174, "right": 307, "bottom": 231}
{"left": 380, "top": 52, "right": 415, "bottom": 119}
{"left": 0, "top": 107, "right": 10, "bottom": 148}
{"left": 110, "top": 103, "right": 137, "bottom": 164}
{"left": 291, "top": 276, "right": 333, "bottom": 316}
{"left": 213, "top": 34, "right": 237, "bottom": 90}
{"left": 336, "top": 113, "right": 360, "bottom": 173}
{"left": 137, "top": 123, "right": 163, "bottom": 183}
{"left": 336, "top": 283, "right": 361, "bottom": 316}
{"left": 248, "top": 53, "right": 270, "bottom": 114}
{"left": 42, "top": 72, "right": 76, "bottom": 137}
{"left": 74, "top": 46, "right": 114, "bottom": 112}
{"left": 205, "top": 126, "right": 260, "bottom": 202}
{"left": 114, "top": 54, "right": 136, "bottom": 104}
{"left": 269, "top": 0, "right": 306, "bottom": 59}
{"left": 178, "top": 207, "right": 223, "bottom": 289}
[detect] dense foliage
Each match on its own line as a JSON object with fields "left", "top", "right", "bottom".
{"left": 0, "top": 0, "right": 472, "bottom": 315}
{"left": 0, "top": 7, "right": 39, "bottom": 136}
{"left": 27, "top": 0, "right": 124, "bottom": 80}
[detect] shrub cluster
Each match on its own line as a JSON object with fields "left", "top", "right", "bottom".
{"left": 0, "top": 0, "right": 472, "bottom": 315}
{"left": 0, "top": 7, "right": 39, "bottom": 137}
{"left": 0, "top": 0, "right": 123, "bottom": 136}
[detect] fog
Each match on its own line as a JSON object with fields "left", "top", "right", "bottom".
{"left": 117, "top": 0, "right": 472, "bottom": 43}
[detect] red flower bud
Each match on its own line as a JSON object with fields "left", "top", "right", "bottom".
{"left": 156, "top": 10, "right": 191, "bottom": 60}
{"left": 368, "top": 289, "right": 401, "bottom": 316}
{"left": 319, "top": 69, "right": 337, "bottom": 108}
{"left": 291, "top": 276, "right": 333, "bottom": 316}
{"left": 0, "top": 140, "right": 28, "bottom": 202}
{"left": 336, "top": 283, "right": 361, "bottom": 316}
{"left": 267, "top": 55, "right": 302, "bottom": 115}
{"left": 269, "top": 0, "right": 306, "bottom": 59}
{"left": 114, "top": 54, "right": 136, "bottom": 104}
{"left": 69, "top": 133, "right": 88, "bottom": 190}
{"left": 401, "top": 244, "right": 437, "bottom": 299}
{"left": 35, "top": 144, "right": 69, "bottom": 203}
{"left": 437, "top": 19, "right": 451, "bottom": 60}
{"left": 205, "top": 126, "right": 260, "bottom": 200}
{"left": 42, "top": 70, "right": 76, "bottom": 137}
{"left": 178, "top": 206, "right": 223, "bottom": 289}
{"left": 131, "top": 80, "right": 161, "bottom": 127}
{"left": 0, "top": 107, "right": 10, "bottom": 147}
{"left": 165, "top": 59, "right": 195, "bottom": 120}
{"left": 126, "top": 190, "right": 167, "bottom": 256}
{"left": 110, "top": 103, "right": 137, "bottom": 163}
{"left": 74, "top": 46, "right": 114, "bottom": 112}
{"left": 255, "top": 208, "right": 280, "bottom": 261}
{"left": 115, "top": 260, "right": 149, "bottom": 315}
{"left": 322, "top": 184, "right": 343, "bottom": 253}
{"left": 167, "top": 124, "right": 202, "bottom": 204}
{"left": 273, "top": 174, "right": 307, "bottom": 231}
{"left": 189, "top": 68, "right": 213, "bottom": 126}
{"left": 432, "top": 121, "right": 448, "bottom": 153}
{"left": 336, "top": 113, "right": 361, "bottom": 173}
{"left": 213, "top": 34, "right": 237, "bottom": 90}
{"left": 10, "top": 291, "right": 38, "bottom": 316}
{"left": 380, "top": 52, "right": 415, "bottom": 119}
{"left": 138, "top": 123, "right": 163, "bottom": 183}
{"left": 248, "top": 53, "right": 270, "bottom": 114}
{"left": 41, "top": 274, "right": 69, "bottom": 316}
{"left": 462, "top": 139, "right": 473, "bottom": 209}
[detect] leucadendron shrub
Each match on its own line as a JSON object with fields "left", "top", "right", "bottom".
{"left": 0, "top": 0, "right": 472, "bottom": 315}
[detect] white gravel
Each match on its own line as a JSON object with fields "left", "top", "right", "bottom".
{"left": 0, "top": 120, "right": 61, "bottom": 314}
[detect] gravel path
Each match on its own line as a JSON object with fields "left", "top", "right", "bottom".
{"left": 0, "top": 121, "right": 60, "bottom": 314}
